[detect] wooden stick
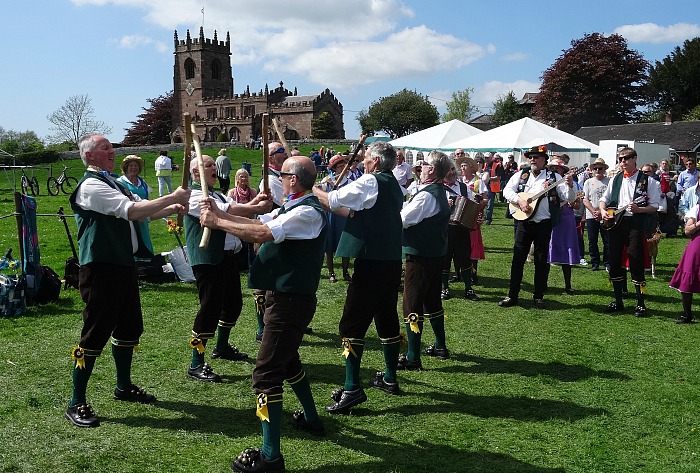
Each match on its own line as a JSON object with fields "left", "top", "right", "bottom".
{"left": 262, "top": 114, "right": 270, "bottom": 196}
{"left": 271, "top": 116, "right": 290, "bottom": 154}
{"left": 333, "top": 134, "right": 367, "bottom": 189}
{"left": 189, "top": 125, "right": 210, "bottom": 248}
{"left": 177, "top": 113, "right": 193, "bottom": 228}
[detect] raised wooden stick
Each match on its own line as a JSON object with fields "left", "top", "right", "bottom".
{"left": 190, "top": 125, "right": 210, "bottom": 248}
{"left": 333, "top": 134, "right": 367, "bottom": 189}
{"left": 177, "top": 112, "right": 193, "bottom": 229}
{"left": 262, "top": 113, "right": 270, "bottom": 196}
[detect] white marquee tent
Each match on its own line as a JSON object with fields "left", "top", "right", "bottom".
{"left": 389, "top": 120, "right": 483, "bottom": 161}
{"left": 441, "top": 117, "right": 599, "bottom": 168}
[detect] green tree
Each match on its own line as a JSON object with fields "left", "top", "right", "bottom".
{"left": 490, "top": 91, "right": 529, "bottom": 127}
{"left": 683, "top": 105, "right": 700, "bottom": 121}
{"left": 534, "top": 33, "right": 648, "bottom": 133}
{"left": 358, "top": 89, "right": 439, "bottom": 138}
{"left": 648, "top": 37, "right": 700, "bottom": 120}
{"left": 46, "top": 94, "right": 112, "bottom": 146}
{"left": 311, "top": 111, "right": 337, "bottom": 139}
{"left": 441, "top": 88, "right": 479, "bottom": 122}
{"left": 0, "top": 127, "right": 44, "bottom": 154}
{"left": 123, "top": 92, "right": 174, "bottom": 145}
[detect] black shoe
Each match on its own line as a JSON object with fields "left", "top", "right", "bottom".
{"left": 304, "top": 326, "right": 314, "bottom": 335}
{"left": 634, "top": 305, "right": 648, "bottom": 317}
{"left": 534, "top": 298, "right": 545, "bottom": 309}
{"left": 368, "top": 371, "right": 400, "bottom": 395}
{"left": 325, "top": 387, "right": 367, "bottom": 414}
{"left": 212, "top": 344, "right": 248, "bottom": 361}
{"left": 605, "top": 264, "right": 611, "bottom": 272}
{"left": 396, "top": 354, "right": 422, "bottom": 371}
{"left": 464, "top": 289, "right": 479, "bottom": 301}
{"left": 343, "top": 270, "right": 352, "bottom": 282}
{"left": 564, "top": 288, "right": 575, "bottom": 295}
{"left": 255, "top": 332, "right": 263, "bottom": 343}
{"left": 188, "top": 362, "right": 221, "bottom": 382}
{"left": 449, "top": 274, "right": 460, "bottom": 283}
{"left": 64, "top": 403, "right": 100, "bottom": 428}
{"left": 590, "top": 264, "right": 599, "bottom": 271}
{"left": 329, "top": 273, "right": 337, "bottom": 284}
{"left": 424, "top": 344, "right": 450, "bottom": 360}
{"left": 113, "top": 384, "right": 156, "bottom": 404}
{"left": 604, "top": 301, "right": 624, "bottom": 313}
{"left": 676, "top": 315, "right": 693, "bottom": 324}
{"left": 498, "top": 297, "right": 518, "bottom": 307}
{"left": 441, "top": 289, "right": 450, "bottom": 300}
{"left": 232, "top": 448, "right": 285, "bottom": 472}
{"left": 291, "top": 409, "right": 325, "bottom": 436}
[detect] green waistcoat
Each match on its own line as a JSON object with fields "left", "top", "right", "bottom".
{"left": 248, "top": 196, "right": 328, "bottom": 294}
{"left": 69, "top": 172, "right": 152, "bottom": 267}
{"left": 402, "top": 183, "right": 450, "bottom": 257}
{"left": 608, "top": 171, "right": 652, "bottom": 231}
{"left": 184, "top": 185, "right": 227, "bottom": 266}
{"left": 336, "top": 171, "right": 403, "bottom": 261}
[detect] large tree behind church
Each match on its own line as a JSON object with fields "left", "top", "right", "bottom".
{"left": 123, "top": 92, "right": 174, "bottom": 145}
{"left": 534, "top": 33, "right": 648, "bottom": 133}
{"left": 358, "top": 89, "right": 439, "bottom": 138}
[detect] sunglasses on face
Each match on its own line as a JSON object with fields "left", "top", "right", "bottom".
{"left": 271, "top": 148, "right": 286, "bottom": 155}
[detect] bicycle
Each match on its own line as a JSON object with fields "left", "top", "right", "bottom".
{"left": 47, "top": 165, "right": 79, "bottom": 196}
{"left": 20, "top": 167, "right": 40, "bottom": 196}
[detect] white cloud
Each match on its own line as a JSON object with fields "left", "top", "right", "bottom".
{"left": 288, "top": 26, "right": 484, "bottom": 89}
{"left": 473, "top": 80, "right": 541, "bottom": 110}
{"left": 613, "top": 22, "right": 700, "bottom": 44}
{"left": 113, "top": 35, "right": 168, "bottom": 53}
{"left": 501, "top": 52, "right": 527, "bottom": 62}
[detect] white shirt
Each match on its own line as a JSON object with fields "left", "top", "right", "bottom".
{"left": 189, "top": 187, "right": 242, "bottom": 252}
{"left": 328, "top": 173, "right": 379, "bottom": 212}
{"left": 401, "top": 183, "right": 440, "bottom": 228}
{"left": 392, "top": 162, "right": 412, "bottom": 187}
{"left": 503, "top": 169, "right": 575, "bottom": 223}
{"left": 582, "top": 177, "right": 610, "bottom": 219}
{"left": 601, "top": 170, "right": 661, "bottom": 216}
{"left": 258, "top": 194, "right": 325, "bottom": 244}
{"left": 74, "top": 173, "right": 140, "bottom": 252}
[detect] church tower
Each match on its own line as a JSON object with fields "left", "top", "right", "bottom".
{"left": 173, "top": 27, "right": 233, "bottom": 132}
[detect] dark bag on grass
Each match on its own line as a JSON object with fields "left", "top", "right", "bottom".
{"left": 33, "top": 265, "right": 61, "bottom": 304}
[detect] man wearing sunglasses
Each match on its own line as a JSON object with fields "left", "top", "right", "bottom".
{"left": 599, "top": 147, "right": 661, "bottom": 317}
{"left": 582, "top": 157, "right": 610, "bottom": 271}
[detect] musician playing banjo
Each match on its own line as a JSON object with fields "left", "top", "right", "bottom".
{"left": 598, "top": 146, "right": 660, "bottom": 317}
{"left": 499, "top": 145, "right": 575, "bottom": 309}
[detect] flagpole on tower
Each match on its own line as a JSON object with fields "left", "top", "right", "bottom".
{"left": 201, "top": 5, "right": 204, "bottom": 28}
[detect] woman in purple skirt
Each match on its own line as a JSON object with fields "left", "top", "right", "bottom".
{"left": 669, "top": 203, "right": 700, "bottom": 324}
{"left": 547, "top": 158, "right": 581, "bottom": 295}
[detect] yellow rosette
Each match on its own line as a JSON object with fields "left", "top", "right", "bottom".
{"left": 71, "top": 345, "right": 85, "bottom": 370}
{"left": 254, "top": 295, "right": 266, "bottom": 314}
{"left": 255, "top": 393, "right": 269, "bottom": 422}
{"left": 407, "top": 313, "right": 421, "bottom": 334}
{"left": 189, "top": 337, "right": 205, "bottom": 354}
{"left": 341, "top": 338, "right": 356, "bottom": 359}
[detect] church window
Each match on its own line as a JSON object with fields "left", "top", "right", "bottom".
{"left": 185, "top": 58, "right": 195, "bottom": 80}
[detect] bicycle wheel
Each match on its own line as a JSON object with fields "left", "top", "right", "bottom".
{"left": 21, "top": 176, "right": 29, "bottom": 195}
{"left": 47, "top": 177, "right": 60, "bottom": 196}
{"left": 30, "top": 177, "right": 40, "bottom": 196}
{"left": 61, "top": 176, "right": 79, "bottom": 195}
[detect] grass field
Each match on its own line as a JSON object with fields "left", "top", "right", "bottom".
{"left": 0, "top": 153, "right": 697, "bottom": 473}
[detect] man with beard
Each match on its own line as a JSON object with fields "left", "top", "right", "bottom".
{"left": 499, "top": 145, "right": 575, "bottom": 309}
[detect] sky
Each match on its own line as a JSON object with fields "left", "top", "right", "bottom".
{"left": 2, "top": 0, "right": 700, "bottom": 144}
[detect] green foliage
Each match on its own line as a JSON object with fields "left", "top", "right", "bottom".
{"left": 311, "top": 111, "right": 338, "bottom": 139}
{"left": 10, "top": 149, "right": 62, "bottom": 166}
{"left": 0, "top": 127, "right": 44, "bottom": 155}
{"left": 0, "top": 192, "right": 698, "bottom": 472}
{"left": 123, "top": 92, "right": 175, "bottom": 146}
{"left": 441, "top": 88, "right": 479, "bottom": 123}
{"left": 46, "top": 94, "right": 112, "bottom": 146}
{"left": 648, "top": 38, "right": 700, "bottom": 120}
{"left": 358, "top": 89, "right": 439, "bottom": 138}
{"left": 535, "top": 33, "right": 649, "bottom": 133}
{"left": 491, "top": 91, "right": 529, "bottom": 127}
{"left": 217, "top": 132, "right": 226, "bottom": 142}
{"left": 682, "top": 105, "right": 700, "bottom": 121}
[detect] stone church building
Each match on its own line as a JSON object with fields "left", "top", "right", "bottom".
{"left": 172, "top": 28, "right": 345, "bottom": 143}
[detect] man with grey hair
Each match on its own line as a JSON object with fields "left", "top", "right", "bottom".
{"left": 314, "top": 141, "right": 405, "bottom": 412}
{"left": 200, "top": 156, "right": 327, "bottom": 472}
{"left": 65, "top": 134, "right": 190, "bottom": 428}
{"left": 397, "top": 150, "right": 452, "bottom": 371}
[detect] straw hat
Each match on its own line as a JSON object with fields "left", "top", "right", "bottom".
{"left": 328, "top": 154, "right": 348, "bottom": 170}
{"left": 458, "top": 156, "right": 478, "bottom": 174}
{"left": 547, "top": 158, "right": 569, "bottom": 174}
{"left": 590, "top": 157, "right": 609, "bottom": 171}
{"left": 120, "top": 155, "right": 144, "bottom": 174}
